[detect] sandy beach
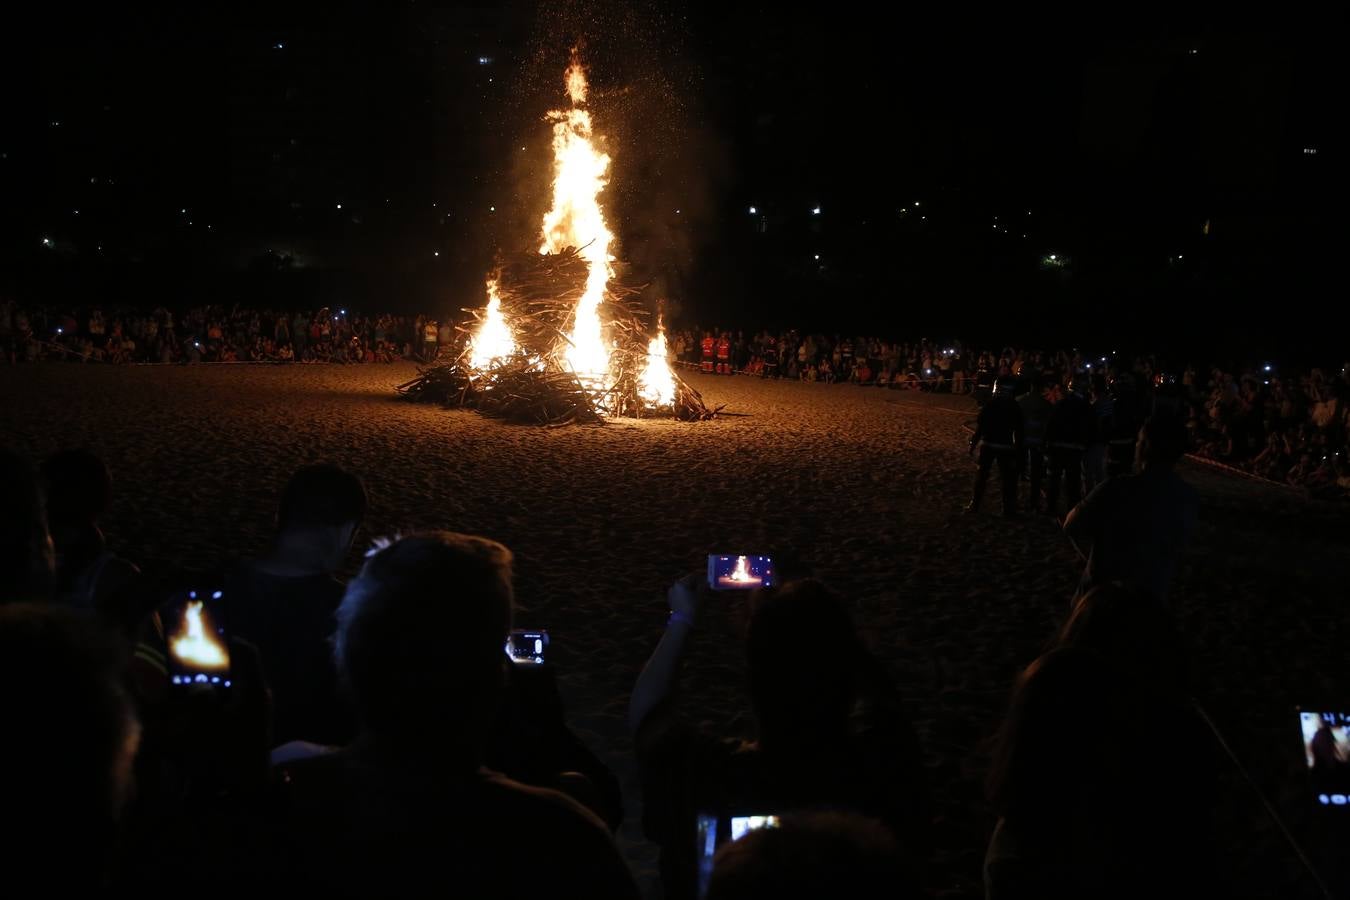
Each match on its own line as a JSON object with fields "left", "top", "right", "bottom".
{"left": 4, "top": 362, "right": 1346, "bottom": 898}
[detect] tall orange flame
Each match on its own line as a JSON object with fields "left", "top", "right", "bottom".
{"left": 638, "top": 317, "right": 677, "bottom": 407}
{"left": 467, "top": 279, "right": 517, "bottom": 370}
{"left": 540, "top": 49, "right": 613, "bottom": 384}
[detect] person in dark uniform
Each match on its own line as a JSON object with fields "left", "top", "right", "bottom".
{"left": 761, "top": 333, "right": 778, "bottom": 379}
{"left": 967, "top": 378, "right": 1025, "bottom": 516}
{"left": 1017, "top": 375, "right": 1054, "bottom": 513}
{"left": 1107, "top": 375, "right": 1141, "bottom": 478}
{"left": 1084, "top": 374, "right": 1113, "bottom": 495}
{"left": 1045, "top": 376, "right": 1094, "bottom": 519}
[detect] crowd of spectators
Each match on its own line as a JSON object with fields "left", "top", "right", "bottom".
{"left": 674, "top": 329, "right": 1350, "bottom": 498}
{"left": 0, "top": 299, "right": 450, "bottom": 365}
{"left": 1, "top": 417, "right": 1343, "bottom": 896}
{"left": 4, "top": 297, "right": 1347, "bottom": 497}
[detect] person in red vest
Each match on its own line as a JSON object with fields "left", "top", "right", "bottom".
{"left": 701, "top": 331, "right": 716, "bottom": 374}
{"left": 716, "top": 332, "right": 732, "bottom": 375}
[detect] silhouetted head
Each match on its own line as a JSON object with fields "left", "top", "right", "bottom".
{"left": 707, "top": 812, "right": 916, "bottom": 900}
{"left": 335, "top": 532, "right": 513, "bottom": 758}
{"left": 0, "top": 603, "right": 138, "bottom": 887}
{"left": 40, "top": 449, "right": 112, "bottom": 530}
{"left": 1137, "top": 416, "right": 1188, "bottom": 468}
{"left": 275, "top": 464, "right": 367, "bottom": 572}
{"left": 0, "top": 450, "right": 54, "bottom": 604}
{"left": 745, "top": 579, "right": 858, "bottom": 747}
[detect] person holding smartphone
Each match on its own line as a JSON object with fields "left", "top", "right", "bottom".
{"left": 220, "top": 463, "right": 367, "bottom": 747}
{"left": 629, "top": 574, "right": 929, "bottom": 900}
{"left": 272, "top": 532, "right": 638, "bottom": 898}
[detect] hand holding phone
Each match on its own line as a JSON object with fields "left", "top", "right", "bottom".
{"left": 667, "top": 573, "right": 704, "bottom": 622}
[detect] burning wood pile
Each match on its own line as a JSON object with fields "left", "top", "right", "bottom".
{"left": 395, "top": 248, "right": 716, "bottom": 424}
{"left": 397, "top": 47, "right": 717, "bottom": 426}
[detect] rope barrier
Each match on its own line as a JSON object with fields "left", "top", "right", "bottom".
{"left": 1182, "top": 453, "right": 1301, "bottom": 490}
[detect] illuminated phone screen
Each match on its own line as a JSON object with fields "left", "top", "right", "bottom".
{"left": 707, "top": 555, "right": 774, "bottom": 591}
{"left": 1300, "top": 709, "right": 1350, "bottom": 807}
{"left": 164, "top": 590, "right": 232, "bottom": 687}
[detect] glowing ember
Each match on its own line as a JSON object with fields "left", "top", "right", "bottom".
{"left": 467, "top": 279, "right": 517, "bottom": 370}
{"left": 638, "top": 319, "right": 677, "bottom": 407}
{"left": 729, "top": 556, "right": 755, "bottom": 583}
{"left": 540, "top": 49, "right": 613, "bottom": 384}
{"left": 171, "top": 601, "right": 228, "bottom": 670}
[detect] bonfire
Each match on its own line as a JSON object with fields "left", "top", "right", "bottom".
{"left": 398, "top": 49, "right": 716, "bottom": 425}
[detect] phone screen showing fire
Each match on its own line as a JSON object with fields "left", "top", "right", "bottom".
{"left": 707, "top": 555, "right": 775, "bottom": 590}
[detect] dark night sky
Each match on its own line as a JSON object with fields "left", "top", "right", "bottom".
{"left": 0, "top": 4, "right": 1335, "bottom": 358}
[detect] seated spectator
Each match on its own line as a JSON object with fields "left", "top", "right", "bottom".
{"left": 1286, "top": 452, "right": 1318, "bottom": 487}
{"left": 1302, "top": 453, "right": 1340, "bottom": 498}
{"left": 221, "top": 464, "right": 367, "bottom": 746}
{"left": 706, "top": 811, "right": 917, "bottom": 900}
{"left": 272, "top": 532, "right": 637, "bottom": 897}
{"left": 630, "top": 577, "right": 929, "bottom": 900}
{"left": 41, "top": 449, "right": 144, "bottom": 635}
{"left": 1063, "top": 416, "right": 1198, "bottom": 606}
{"left": 1, "top": 449, "right": 54, "bottom": 604}
{"left": 0, "top": 604, "right": 140, "bottom": 891}
{"left": 1252, "top": 432, "right": 1288, "bottom": 480}
{"left": 1335, "top": 457, "right": 1350, "bottom": 496}
{"left": 985, "top": 587, "right": 1214, "bottom": 900}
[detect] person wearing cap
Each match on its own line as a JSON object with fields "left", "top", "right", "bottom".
{"left": 1045, "top": 375, "right": 1095, "bottom": 519}
{"left": 966, "top": 377, "right": 1024, "bottom": 516}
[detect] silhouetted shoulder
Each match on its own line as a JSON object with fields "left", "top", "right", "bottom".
{"left": 274, "top": 752, "right": 637, "bottom": 899}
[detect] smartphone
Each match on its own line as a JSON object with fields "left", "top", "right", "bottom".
{"left": 164, "top": 589, "right": 232, "bottom": 687}
{"left": 1298, "top": 708, "right": 1350, "bottom": 806}
{"left": 695, "top": 812, "right": 782, "bottom": 897}
{"left": 707, "top": 555, "right": 775, "bottom": 591}
{"left": 505, "top": 629, "right": 549, "bottom": 666}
